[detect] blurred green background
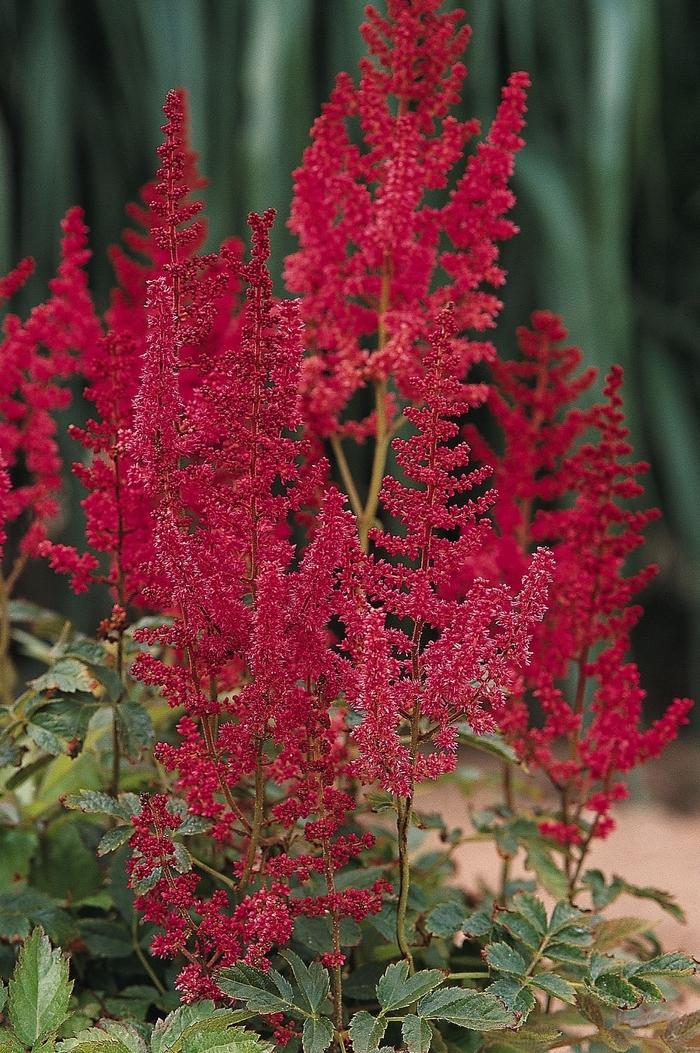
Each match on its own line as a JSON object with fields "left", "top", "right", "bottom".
{"left": 0, "top": 0, "right": 698, "bottom": 715}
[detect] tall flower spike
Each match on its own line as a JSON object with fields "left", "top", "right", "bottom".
{"left": 45, "top": 89, "right": 243, "bottom": 604}
{"left": 129, "top": 207, "right": 378, "bottom": 996}
{"left": 287, "top": 0, "right": 528, "bottom": 440}
{"left": 351, "top": 305, "right": 552, "bottom": 791}
{"left": 470, "top": 314, "right": 694, "bottom": 856}
{"left": 1, "top": 208, "right": 100, "bottom": 566}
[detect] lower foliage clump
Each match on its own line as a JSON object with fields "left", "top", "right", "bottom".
{"left": 0, "top": 2, "right": 697, "bottom": 1052}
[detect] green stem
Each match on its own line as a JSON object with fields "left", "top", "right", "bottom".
{"left": 240, "top": 742, "right": 265, "bottom": 886}
{"left": 394, "top": 793, "right": 414, "bottom": 970}
{"left": 191, "top": 854, "right": 239, "bottom": 891}
{"left": 131, "top": 915, "right": 166, "bottom": 994}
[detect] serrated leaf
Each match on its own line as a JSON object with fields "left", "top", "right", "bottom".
{"left": 102, "top": 985, "right": 161, "bottom": 1022}
{"left": 348, "top": 1012, "right": 387, "bottom": 1053}
{"left": 31, "top": 660, "right": 96, "bottom": 695}
{"left": 151, "top": 1003, "right": 254, "bottom": 1053}
{"left": 592, "top": 916, "right": 652, "bottom": 951}
{"left": 116, "top": 701, "right": 154, "bottom": 759}
{"left": 301, "top": 1017, "right": 333, "bottom": 1053}
{"left": 402, "top": 1014, "right": 431, "bottom": 1053}
{"left": 417, "top": 987, "right": 515, "bottom": 1030}
{"left": 90, "top": 665, "right": 124, "bottom": 703}
{"left": 582, "top": 870, "right": 625, "bottom": 909}
{"left": 292, "top": 915, "right": 362, "bottom": 954}
{"left": 496, "top": 911, "right": 541, "bottom": 950}
{"left": 620, "top": 881, "right": 686, "bottom": 923}
{"left": 26, "top": 723, "right": 65, "bottom": 756}
{"left": 0, "top": 889, "right": 73, "bottom": 943}
{"left": 587, "top": 974, "right": 642, "bottom": 1009}
{"left": 524, "top": 846, "right": 568, "bottom": 900}
{"left": 594, "top": 1026, "right": 636, "bottom": 1052}
{"left": 181, "top": 1024, "right": 270, "bottom": 1053}
{"left": 632, "top": 952, "right": 697, "bottom": 978}
{"left": 425, "top": 902, "right": 467, "bottom": 939}
{"left": 97, "top": 827, "right": 133, "bottom": 855}
{"left": 80, "top": 919, "right": 132, "bottom": 959}
{"left": 281, "top": 951, "right": 329, "bottom": 1014}
{"left": 376, "top": 962, "right": 445, "bottom": 1013}
{"left": 8, "top": 928, "right": 73, "bottom": 1045}
{"left": 63, "top": 790, "right": 138, "bottom": 821}
{"left": 30, "top": 698, "right": 94, "bottom": 747}
{"left": 627, "top": 976, "right": 665, "bottom": 1002}
{"left": 485, "top": 942, "right": 528, "bottom": 976}
{"left": 462, "top": 909, "right": 492, "bottom": 938}
{"left": 217, "top": 966, "right": 291, "bottom": 1014}
{"left": 0, "top": 1029, "right": 24, "bottom": 1053}
{"left": 486, "top": 979, "right": 536, "bottom": 1020}
{"left": 178, "top": 815, "right": 211, "bottom": 837}
{"left": 546, "top": 941, "right": 589, "bottom": 966}
{"left": 60, "top": 1020, "right": 148, "bottom": 1053}
{"left": 529, "top": 973, "right": 577, "bottom": 1004}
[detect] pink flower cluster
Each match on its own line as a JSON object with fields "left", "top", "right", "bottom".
{"left": 0, "top": 209, "right": 99, "bottom": 572}
{"left": 469, "top": 312, "right": 692, "bottom": 843}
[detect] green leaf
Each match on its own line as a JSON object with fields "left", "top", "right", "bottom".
{"left": 102, "top": 986, "right": 161, "bottom": 1022}
{"left": 524, "top": 846, "right": 568, "bottom": 900}
{"left": 217, "top": 966, "right": 291, "bottom": 1015}
{"left": 97, "top": 827, "right": 133, "bottom": 855}
{"left": 26, "top": 723, "right": 65, "bottom": 756}
{"left": 457, "top": 723, "right": 518, "bottom": 764}
{"left": 347, "top": 1013, "right": 387, "bottom": 1053}
{"left": 376, "top": 962, "right": 445, "bottom": 1013}
{"left": 486, "top": 979, "right": 536, "bottom": 1020}
{"left": 0, "top": 982, "right": 6, "bottom": 1013}
{"left": 631, "top": 952, "right": 696, "bottom": 978}
{"left": 8, "top": 928, "right": 73, "bottom": 1046}
{"left": 292, "top": 915, "right": 361, "bottom": 954}
{"left": 417, "top": 988, "right": 515, "bottom": 1030}
{"left": 0, "top": 828, "right": 38, "bottom": 887}
{"left": 591, "top": 916, "right": 651, "bottom": 951}
{"left": 529, "top": 973, "right": 577, "bottom": 1004}
{"left": 0, "top": 889, "right": 73, "bottom": 942}
{"left": 402, "top": 1014, "right": 432, "bottom": 1053}
{"left": 181, "top": 1024, "right": 271, "bottom": 1053}
{"left": 116, "top": 701, "right": 154, "bottom": 759}
{"left": 60, "top": 1021, "right": 148, "bottom": 1053}
{"left": 31, "top": 660, "right": 96, "bottom": 695}
{"left": 495, "top": 911, "right": 541, "bottom": 950}
{"left": 619, "top": 880, "right": 686, "bottom": 923}
{"left": 462, "top": 909, "right": 492, "bottom": 938}
{"left": 63, "top": 639, "right": 109, "bottom": 665}
{"left": 30, "top": 699, "right": 94, "bottom": 751}
{"left": 485, "top": 942, "right": 528, "bottom": 976}
{"left": 79, "top": 919, "right": 133, "bottom": 959}
{"left": 425, "top": 902, "right": 467, "bottom": 939}
{"left": 63, "top": 790, "right": 139, "bottom": 821}
{"left": 626, "top": 976, "right": 665, "bottom": 1002}
{"left": 582, "top": 870, "right": 625, "bottom": 909}
{"left": 151, "top": 1003, "right": 255, "bottom": 1053}
{"left": 587, "top": 974, "right": 642, "bottom": 1010}
{"left": 0, "top": 1030, "right": 29, "bottom": 1053}
{"left": 281, "top": 951, "right": 329, "bottom": 1014}
{"left": 301, "top": 1017, "right": 333, "bottom": 1053}
{"left": 90, "top": 665, "right": 124, "bottom": 703}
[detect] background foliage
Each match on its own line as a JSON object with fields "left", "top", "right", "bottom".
{"left": 0, "top": 0, "right": 698, "bottom": 709}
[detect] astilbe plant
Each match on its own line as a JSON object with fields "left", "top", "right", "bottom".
{"left": 462, "top": 312, "right": 693, "bottom": 892}
{"left": 0, "top": 3, "right": 697, "bottom": 1053}
{"left": 0, "top": 208, "right": 100, "bottom": 701}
